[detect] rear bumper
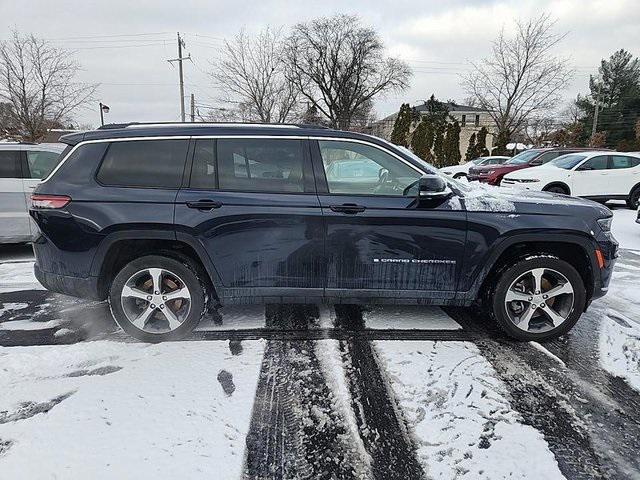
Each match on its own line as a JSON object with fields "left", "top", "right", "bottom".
{"left": 34, "top": 264, "right": 102, "bottom": 300}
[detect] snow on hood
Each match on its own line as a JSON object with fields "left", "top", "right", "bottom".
{"left": 458, "top": 182, "right": 608, "bottom": 214}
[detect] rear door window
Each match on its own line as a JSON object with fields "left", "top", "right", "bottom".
{"left": 26, "top": 150, "right": 62, "bottom": 179}
{"left": 0, "top": 150, "right": 21, "bottom": 178}
{"left": 217, "top": 138, "right": 307, "bottom": 192}
{"left": 610, "top": 155, "right": 640, "bottom": 169}
{"left": 97, "top": 139, "right": 188, "bottom": 188}
{"left": 190, "top": 139, "right": 217, "bottom": 189}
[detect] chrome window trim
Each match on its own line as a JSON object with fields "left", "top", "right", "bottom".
{"left": 41, "top": 134, "right": 426, "bottom": 184}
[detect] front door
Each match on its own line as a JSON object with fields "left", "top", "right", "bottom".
{"left": 175, "top": 137, "right": 325, "bottom": 300}
{"left": 571, "top": 155, "right": 610, "bottom": 196}
{"left": 312, "top": 139, "right": 466, "bottom": 301}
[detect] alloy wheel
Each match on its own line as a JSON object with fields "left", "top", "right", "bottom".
{"left": 504, "top": 267, "right": 574, "bottom": 333}
{"left": 120, "top": 268, "right": 192, "bottom": 333}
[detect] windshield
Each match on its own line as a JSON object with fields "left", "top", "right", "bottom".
{"left": 549, "top": 154, "right": 588, "bottom": 170}
{"left": 505, "top": 150, "right": 541, "bottom": 165}
{"left": 472, "top": 157, "right": 485, "bottom": 165}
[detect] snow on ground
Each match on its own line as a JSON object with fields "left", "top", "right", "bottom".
{"left": 0, "top": 340, "right": 265, "bottom": 479}
{"left": 596, "top": 250, "right": 640, "bottom": 392}
{"left": 611, "top": 206, "right": 639, "bottom": 251}
{"left": 375, "top": 340, "right": 565, "bottom": 480}
{"left": 363, "top": 305, "right": 461, "bottom": 330}
{"left": 196, "top": 305, "right": 266, "bottom": 330}
{"left": 0, "top": 261, "right": 42, "bottom": 293}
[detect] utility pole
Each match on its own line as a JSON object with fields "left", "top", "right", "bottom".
{"left": 591, "top": 80, "right": 603, "bottom": 137}
{"left": 167, "top": 33, "right": 190, "bottom": 122}
{"left": 190, "top": 93, "right": 195, "bottom": 122}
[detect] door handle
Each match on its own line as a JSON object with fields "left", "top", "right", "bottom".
{"left": 186, "top": 199, "right": 222, "bottom": 211}
{"left": 329, "top": 204, "right": 366, "bottom": 214}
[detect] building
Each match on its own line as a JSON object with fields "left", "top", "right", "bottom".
{"left": 366, "top": 102, "right": 496, "bottom": 162}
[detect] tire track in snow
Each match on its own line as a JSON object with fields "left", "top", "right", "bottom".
{"left": 334, "top": 305, "right": 426, "bottom": 480}
{"left": 243, "top": 305, "right": 367, "bottom": 480}
{"left": 447, "top": 306, "right": 640, "bottom": 480}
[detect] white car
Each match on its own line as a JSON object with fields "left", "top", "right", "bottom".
{"left": 501, "top": 151, "right": 640, "bottom": 209}
{"left": 0, "top": 142, "right": 66, "bottom": 243}
{"left": 440, "top": 156, "right": 509, "bottom": 179}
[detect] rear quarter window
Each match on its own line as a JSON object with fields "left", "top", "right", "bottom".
{"left": 0, "top": 150, "right": 21, "bottom": 178}
{"left": 97, "top": 139, "right": 188, "bottom": 188}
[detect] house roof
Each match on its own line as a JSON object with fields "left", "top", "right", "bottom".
{"left": 413, "top": 102, "right": 488, "bottom": 113}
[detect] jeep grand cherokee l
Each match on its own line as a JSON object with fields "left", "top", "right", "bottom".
{"left": 30, "top": 123, "right": 617, "bottom": 342}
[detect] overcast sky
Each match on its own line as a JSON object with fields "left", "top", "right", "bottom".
{"left": 1, "top": 0, "right": 638, "bottom": 128}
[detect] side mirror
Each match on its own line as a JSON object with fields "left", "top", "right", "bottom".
{"left": 417, "top": 175, "right": 452, "bottom": 202}
{"left": 529, "top": 159, "right": 542, "bottom": 166}
{"left": 577, "top": 164, "right": 593, "bottom": 171}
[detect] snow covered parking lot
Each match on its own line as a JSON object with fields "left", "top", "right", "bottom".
{"left": 0, "top": 207, "right": 639, "bottom": 479}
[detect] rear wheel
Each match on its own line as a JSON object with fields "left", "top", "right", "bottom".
{"left": 108, "top": 255, "right": 206, "bottom": 342}
{"left": 627, "top": 187, "right": 640, "bottom": 209}
{"left": 491, "top": 256, "right": 585, "bottom": 341}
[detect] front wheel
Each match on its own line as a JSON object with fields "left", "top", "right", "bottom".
{"left": 491, "top": 256, "right": 586, "bottom": 341}
{"left": 453, "top": 173, "right": 467, "bottom": 179}
{"left": 108, "top": 255, "right": 206, "bottom": 342}
{"left": 543, "top": 185, "right": 569, "bottom": 195}
{"left": 627, "top": 187, "right": 640, "bottom": 209}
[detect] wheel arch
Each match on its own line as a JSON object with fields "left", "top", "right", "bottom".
{"left": 467, "top": 234, "right": 597, "bottom": 306}
{"left": 542, "top": 181, "right": 571, "bottom": 194}
{"left": 91, "top": 231, "right": 222, "bottom": 301}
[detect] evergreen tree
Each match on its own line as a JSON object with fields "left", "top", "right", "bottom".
{"left": 390, "top": 103, "right": 412, "bottom": 147}
{"left": 475, "top": 126, "right": 490, "bottom": 157}
{"left": 577, "top": 49, "right": 640, "bottom": 149}
{"left": 449, "top": 121, "right": 462, "bottom": 166}
{"left": 432, "top": 124, "right": 446, "bottom": 167}
{"left": 410, "top": 119, "right": 432, "bottom": 161}
{"left": 465, "top": 132, "right": 477, "bottom": 161}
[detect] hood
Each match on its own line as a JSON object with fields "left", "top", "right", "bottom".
{"left": 459, "top": 182, "right": 611, "bottom": 216}
{"left": 469, "top": 163, "right": 528, "bottom": 174}
{"left": 504, "top": 164, "right": 560, "bottom": 179}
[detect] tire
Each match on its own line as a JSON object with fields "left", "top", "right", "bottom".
{"left": 108, "top": 255, "right": 207, "bottom": 342}
{"left": 491, "top": 256, "right": 586, "bottom": 341}
{"left": 627, "top": 187, "right": 640, "bottom": 209}
{"left": 453, "top": 173, "right": 467, "bottom": 179}
{"left": 543, "top": 185, "right": 569, "bottom": 195}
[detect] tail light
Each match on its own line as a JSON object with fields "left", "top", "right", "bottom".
{"left": 31, "top": 194, "right": 71, "bottom": 209}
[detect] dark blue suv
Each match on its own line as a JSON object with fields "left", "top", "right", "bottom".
{"left": 30, "top": 123, "right": 617, "bottom": 342}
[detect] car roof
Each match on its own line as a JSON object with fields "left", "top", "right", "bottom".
{"left": 58, "top": 122, "right": 371, "bottom": 146}
{"left": 0, "top": 142, "right": 66, "bottom": 152}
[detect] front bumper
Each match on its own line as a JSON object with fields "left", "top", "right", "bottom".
{"left": 499, "top": 179, "right": 543, "bottom": 190}
{"left": 34, "top": 264, "right": 102, "bottom": 300}
{"left": 467, "top": 173, "right": 498, "bottom": 184}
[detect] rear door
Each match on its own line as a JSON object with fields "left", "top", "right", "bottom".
{"left": 175, "top": 137, "right": 325, "bottom": 298}
{"left": 0, "top": 149, "right": 30, "bottom": 241}
{"left": 312, "top": 139, "right": 466, "bottom": 301}
{"left": 609, "top": 155, "right": 640, "bottom": 195}
{"left": 570, "top": 155, "right": 610, "bottom": 196}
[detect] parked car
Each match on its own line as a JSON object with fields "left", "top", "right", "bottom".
{"left": 0, "top": 142, "right": 66, "bottom": 243}
{"left": 440, "top": 156, "right": 510, "bottom": 179}
{"left": 501, "top": 151, "right": 640, "bottom": 209}
{"left": 30, "top": 123, "right": 616, "bottom": 342}
{"left": 468, "top": 147, "right": 607, "bottom": 185}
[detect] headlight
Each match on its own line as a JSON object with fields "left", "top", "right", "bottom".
{"left": 520, "top": 179, "right": 540, "bottom": 183}
{"left": 486, "top": 170, "right": 495, "bottom": 175}
{"left": 597, "top": 217, "right": 612, "bottom": 232}
{"left": 442, "top": 170, "right": 452, "bottom": 175}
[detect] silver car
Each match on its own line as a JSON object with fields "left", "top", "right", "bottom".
{"left": 0, "top": 142, "right": 66, "bottom": 243}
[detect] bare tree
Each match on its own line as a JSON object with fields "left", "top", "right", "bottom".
{"left": 0, "top": 31, "right": 96, "bottom": 142}
{"left": 462, "top": 14, "right": 573, "bottom": 153}
{"left": 211, "top": 28, "right": 299, "bottom": 123}
{"left": 285, "top": 14, "right": 411, "bottom": 130}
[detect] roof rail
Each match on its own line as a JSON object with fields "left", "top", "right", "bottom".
{"left": 97, "top": 121, "right": 331, "bottom": 130}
